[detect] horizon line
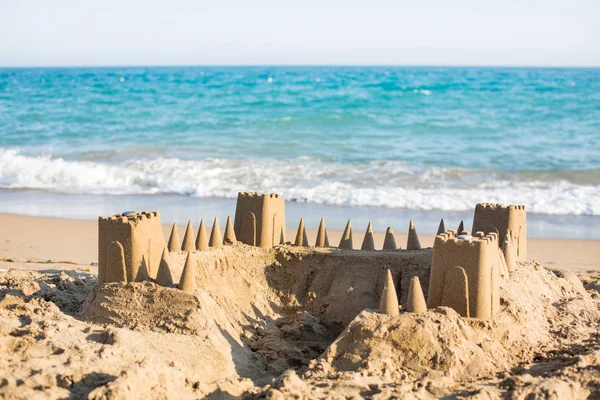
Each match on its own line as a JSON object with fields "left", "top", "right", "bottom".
{"left": 1, "top": 64, "right": 599, "bottom": 70}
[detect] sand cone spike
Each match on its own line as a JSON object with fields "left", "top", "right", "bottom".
{"left": 382, "top": 227, "right": 397, "bottom": 250}
{"left": 406, "top": 220, "right": 421, "bottom": 250}
{"left": 437, "top": 218, "right": 446, "bottom": 235}
{"left": 406, "top": 276, "right": 427, "bottom": 313}
{"left": 294, "top": 218, "right": 309, "bottom": 246}
{"left": 457, "top": 220, "right": 465, "bottom": 235}
{"left": 135, "top": 254, "right": 150, "bottom": 282}
{"left": 380, "top": 269, "right": 399, "bottom": 316}
{"left": 195, "top": 219, "right": 209, "bottom": 251}
{"left": 223, "top": 216, "right": 237, "bottom": 245}
{"left": 209, "top": 217, "right": 222, "bottom": 248}
{"left": 315, "top": 218, "right": 330, "bottom": 247}
{"left": 361, "top": 222, "right": 375, "bottom": 250}
{"left": 168, "top": 222, "right": 181, "bottom": 252}
{"left": 181, "top": 220, "right": 195, "bottom": 252}
{"left": 178, "top": 252, "right": 197, "bottom": 293}
{"left": 503, "top": 230, "right": 517, "bottom": 273}
{"left": 155, "top": 248, "right": 174, "bottom": 287}
{"left": 339, "top": 219, "right": 353, "bottom": 250}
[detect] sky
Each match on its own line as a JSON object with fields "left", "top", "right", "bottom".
{"left": 0, "top": 0, "right": 599, "bottom": 67}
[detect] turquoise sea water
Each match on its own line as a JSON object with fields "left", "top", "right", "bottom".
{"left": 0, "top": 67, "right": 599, "bottom": 237}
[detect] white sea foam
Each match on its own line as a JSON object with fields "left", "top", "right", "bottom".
{"left": 0, "top": 148, "right": 599, "bottom": 216}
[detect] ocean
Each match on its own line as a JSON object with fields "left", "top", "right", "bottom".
{"left": 1, "top": 66, "right": 599, "bottom": 239}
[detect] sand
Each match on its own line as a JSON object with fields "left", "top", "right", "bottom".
{"left": 1, "top": 213, "right": 600, "bottom": 399}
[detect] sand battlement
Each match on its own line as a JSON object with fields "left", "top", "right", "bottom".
{"left": 99, "top": 211, "right": 160, "bottom": 224}
{"left": 476, "top": 203, "right": 526, "bottom": 211}
{"left": 435, "top": 231, "right": 499, "bottom": 249}
{"left": 237, "top": 192, "right": 281, "bottom": 199}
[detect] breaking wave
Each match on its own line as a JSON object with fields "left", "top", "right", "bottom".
{"left": 1, "top": 148, "right": 599, "bottom": 216}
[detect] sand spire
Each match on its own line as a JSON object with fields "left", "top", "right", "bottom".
{"left": 209, "top": 217, "right": 222, "bottom": 248}
{"left": 339, "top": 219, "right": 353, "bottom": 250}
{"left": 503, "top": 230, "right": 517, "bottom": 273}
{"left": 406, "top": 276, "right": 427, "bottom": 313}
{"left": 155, "top": 247, "right": 174, "bottom": 287}
{"left": 223, "top": 216, "right": 237, "bottom": 245}
{"left": 457, "top": 220, "right": 465, "bottom": 235}
{"left": 181, "top": 220, "right": 195, "bottom": 252}
{"left": 382, "top": 227, "right": 397, "bottom": 250}
{"left": 294, "top": 218, "right": 309, "bottom": 247}
{"left": 178, "top": 252, "right": 197, "bottom": 293}
{"left": 195, "top": 218, "right": 209, "bottom": 251}
{"left": 168, "top": 222, "right": 181, "bottom": 252}
{"left": 361, "top": 222, "right": 375, "bottom": 250}
{"left": 379, "top": 269, "right": 399, "bottom": 316}
{"left": 406, "top": 220, "right": 421, "bottom": 250}
{"left": 105, "top": 241, "right": 127, "bottom": 283}
{"left": 437, "top": 218, "right": 446, "bottom": 235}
{"left": 135, "top": 254, "right": 150, "bottom": 282}
{"left": 315, "top": 218, "right": 330, "bottom": 247}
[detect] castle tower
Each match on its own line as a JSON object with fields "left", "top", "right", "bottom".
{"left": 427, "top": 230, "right": 500, "bottom": 320}
{"left": 472, "top": 203, "right": 527, "bottom": 262}
{"left": 233, "top": 192, "right": 286, "bottom": 248}
{"left": 98, "top": 211, "right": 166, "bottom": 283}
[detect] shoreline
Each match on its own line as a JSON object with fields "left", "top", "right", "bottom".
{"left": 1, "top": 189, "right": 600, "bottom": 240}
{"left": 1, "top": 213, "right": 598, "bottom": 276}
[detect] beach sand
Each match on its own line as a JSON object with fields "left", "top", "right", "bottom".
{"left": 2, "top": 213, "right": 600, "bottom": 398}
{"left": 1, "top": 213, "right": 598, "bottom": 276}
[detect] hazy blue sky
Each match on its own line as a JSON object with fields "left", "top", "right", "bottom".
{"left": 1, "top": 0, "right": 598, "bottom": 67}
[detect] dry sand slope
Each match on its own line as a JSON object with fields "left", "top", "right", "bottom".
{"left": 1, "top": 243, "right": 600, "bottom": 399}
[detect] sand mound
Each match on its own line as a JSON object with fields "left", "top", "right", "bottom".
{"left": 2, "top": 246, "right": 600, "bottom": 398}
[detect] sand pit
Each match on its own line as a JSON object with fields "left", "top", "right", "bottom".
{"left": 2, "top": 242, "right": 600, "bottom": 399}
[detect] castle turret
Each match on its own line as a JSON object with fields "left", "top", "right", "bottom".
{"left": 427, "top": 230, "right": 500, "bottom": 319}
{"left": 233, "top": 192, "right": 286, "bottom": 248}
{"left": 98, "top": 211, "right": 166, "bottom": 283}
{"left": 472, "top": 203, "right": 527, "bottom": 261}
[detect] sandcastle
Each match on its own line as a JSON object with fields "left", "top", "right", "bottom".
{"left": 97, "top": 193, "right": 527, "bottom": 321}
